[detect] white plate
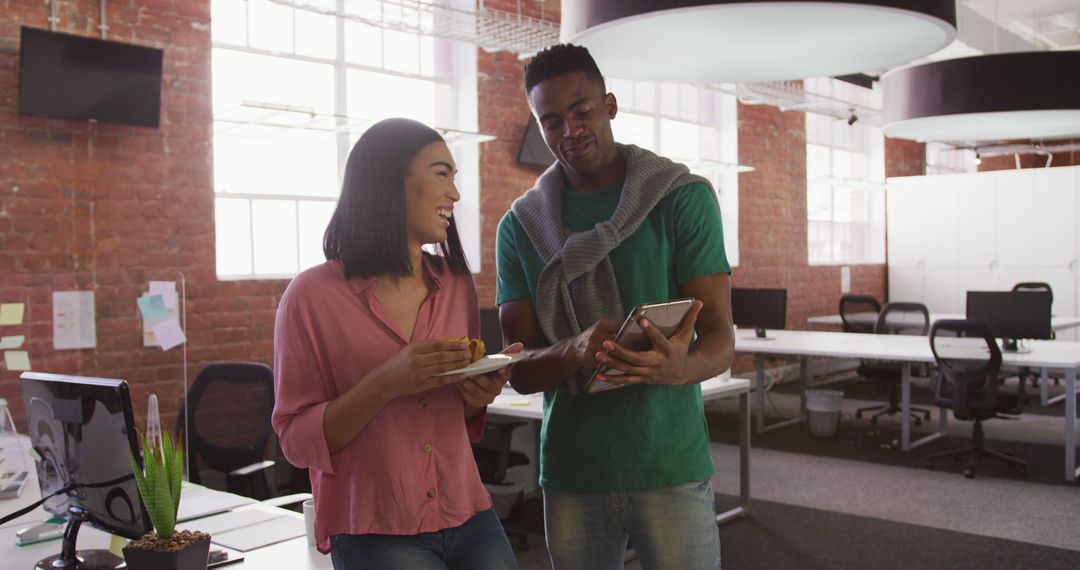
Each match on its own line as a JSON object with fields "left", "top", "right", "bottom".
{"left": 436, "top": 352, "right": 525, "bottom": 377}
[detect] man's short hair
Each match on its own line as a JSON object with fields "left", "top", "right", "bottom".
{"left": 523, "top": 43, "right": 606, "bottom": 96}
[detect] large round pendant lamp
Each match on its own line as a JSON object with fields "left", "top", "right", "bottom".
{"left": 882, "top": 51, "right": 1080, "bottom": 142}
{"left": 562, "top": 1, "right": 956, "bottom": 83}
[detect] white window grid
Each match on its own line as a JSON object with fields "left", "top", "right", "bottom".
{"left": 804, "top": 77, "right": 886, "bottom": 266}
{"left": 211, "top": 0, "right": 479, "bottom": 280}
{"left": 926, "top": 141, "right": 977, "bottom": 175}
{"left": 606, "top": 78, "right": 742, "bottom": 266}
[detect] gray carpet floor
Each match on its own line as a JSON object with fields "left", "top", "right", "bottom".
{"left": 508, "top": 382, "right": 1080, "bottom": 569}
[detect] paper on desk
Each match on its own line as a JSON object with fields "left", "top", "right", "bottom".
{"left": 4, "top": 351, "right": 30, "bottom": 371}
{"left": 0, "top": 303, "right": 24, "bottom": 326}
{"left": 0, "top": 336, "right": 24, "bottom": 350}
{"left": 176, "top": 485, "right": 256, "bottom": 522}
{"left": 177, "top": 507, "right": 305, "bottom": 552}
{"left": 152, "top": 318, "right": 186, "bottom": 351}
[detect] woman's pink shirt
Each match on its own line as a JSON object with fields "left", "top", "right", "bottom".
{"left": 272, "top": 258, "right": 490, "bottom": 553}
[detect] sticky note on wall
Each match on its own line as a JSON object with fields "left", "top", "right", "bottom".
{"left": 4, "top": 351, "right": 30, "bottom": 371}
{"left": 0, "top": 304, "right": 25, "bottom": 326}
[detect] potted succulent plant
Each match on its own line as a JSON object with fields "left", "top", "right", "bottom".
{"left": 123, "top": 431, "right": 211, "bottom": 570}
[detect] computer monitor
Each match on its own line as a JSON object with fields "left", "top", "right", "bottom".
{"left": 731, "top": 288, "right": 787, "bottom": 339}
{"left": 20, "top": 372, "right": 151, "bottom": 570}
{"left": 965, "top": 291, "right": 1052, "bottom": 352}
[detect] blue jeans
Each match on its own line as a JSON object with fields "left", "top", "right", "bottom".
{"left": 544, "top": 479, "right": 721, "bottom": 570}
{"left": 329, "top": 508, "right": 517, "bottom": 570}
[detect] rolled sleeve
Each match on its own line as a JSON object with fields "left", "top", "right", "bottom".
{"left": 272, "top": 292, "right": 338, "bottom": 475}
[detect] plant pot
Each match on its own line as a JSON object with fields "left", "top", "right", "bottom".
{"left": 123, "top": 535, "right": 211, "bottom": 570}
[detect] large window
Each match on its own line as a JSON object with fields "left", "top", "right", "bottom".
{"left": 606, "top": 78, "right": 741, "bottom": 266}
{"left": 211, "top": 0, "right": 479, "bottom": 279}
{"left": 926, "top": 142, "right": 977, "bottom": 175}
{"left": 804, "top": 78, "right": 885, "bottom": 265}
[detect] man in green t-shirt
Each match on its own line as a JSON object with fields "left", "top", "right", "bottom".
{"left": 495, "top": 44, "right": 735, "bottom": 569}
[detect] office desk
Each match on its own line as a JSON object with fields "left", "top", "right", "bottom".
{"left": 806, "top": 313, "right": 1080, "bottom": 407}
{"left": 807, "top": 312, "right": 1080, "bottom": 333}
{"left": 0, "top": 435, "right": 331, "bottom": 569}
{"left": 734, "top": 330, "right": 1080, "bottom": 481}
{"left": 488, "top": 375, "right": 752, "bottom": 524}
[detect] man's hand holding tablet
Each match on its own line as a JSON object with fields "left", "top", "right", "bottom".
{"left": 585, "top": 298, "right": 703, "bottom": 393}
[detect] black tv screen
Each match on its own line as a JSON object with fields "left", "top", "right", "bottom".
{"left": 517, "top": 115, "right": 556, "bottom": 168}
{"left": 19, "top": 27, "right": 163, "bottom": 128}
{"left": 731, "top": 287, "right": 787, "bottom": 332}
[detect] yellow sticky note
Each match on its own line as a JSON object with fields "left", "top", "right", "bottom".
{"left": 4, "top": 351, "right": 30, "bottom": 371}
{"left": 511, "top": 400, "right": 531, "bottom": 406}
{"left": 0, "top": 304, "right": 24, "bottom": 326}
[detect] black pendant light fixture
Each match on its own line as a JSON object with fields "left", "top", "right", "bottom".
{"left": 882, "top": 51, "right": 1080, "bottom": 142}
{"left": 561, "top": 0, "right": 957, "bottom": 83}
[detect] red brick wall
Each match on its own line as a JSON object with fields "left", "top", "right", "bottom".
{"left": 0, "top": 2, "right": 285, "bottom": 430}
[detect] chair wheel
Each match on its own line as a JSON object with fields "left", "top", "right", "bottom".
{"left": 855, "top": 411, "right": 863, "bottom": 419}
{"left": 914, "top": 418, "right": 922, "bottom": 427}
{"left": 869, "top": 417, "right": 877, "bottom": 425}
{"left": 963, "top": 468, "right": 974, "bottom": 479}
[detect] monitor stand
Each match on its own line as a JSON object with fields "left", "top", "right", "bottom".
{"left": 35, "top": 506, "right": 124, "bottom": 570}
{"left": 751, "top": 327, "right": 776, "bottom": 340}
{"left": 1000, "top": 338, "right": 1032, "bottom": 354}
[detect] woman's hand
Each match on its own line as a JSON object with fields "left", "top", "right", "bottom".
{"left": 373, "top": 340, "right": 472, "bottom": 398}
{"left": 457, "top": 342, "right": 523, "bottom": 408}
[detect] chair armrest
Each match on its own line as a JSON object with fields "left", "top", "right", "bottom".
{"left": 260, "top": 492, "right": 313, "bottom": 509}
{"left": 228, "top": 460, "right": 275, "bottom": 478}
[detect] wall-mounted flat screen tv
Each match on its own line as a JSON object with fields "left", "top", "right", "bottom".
{"left": 19, "top": 26, "right": 164, "bottom": 128}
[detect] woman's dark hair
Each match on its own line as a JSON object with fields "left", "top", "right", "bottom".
{"left": 323, "top": 117, "right": 470, "bottom": 279}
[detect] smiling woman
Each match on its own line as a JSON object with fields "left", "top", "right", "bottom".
{"left": 272, "top": 118, "right": 521, "bottom": 569}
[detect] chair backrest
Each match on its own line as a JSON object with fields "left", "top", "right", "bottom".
{"left": 479, "top": 307, "right": 504, "bottom": 353}
{"left": 874, "top": 302, "right": 930, "bottom": 336}
{"left": 176, "top": 362, "right": 275, "bottom": 482}
{"left": 1012, "top": 282, "right": 1053, "bottom": 305}
{"left": 839, "top": 294, "right": 882, "bottom": 333}
{"left": 929, "top": 320, "right": 1002, "bottom": 419}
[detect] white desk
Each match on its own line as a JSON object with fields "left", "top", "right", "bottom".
{"left": 488, "top": 375, "right": 752, "bottom": 524}
{"left": 0, "top": 437, "right": 332, "bottom": 570}
{"left": 734, "top": 329, "right": 1080, "bottom": 481}
{"left": 807, "top": 312, "right": 1080, "bottom": 333}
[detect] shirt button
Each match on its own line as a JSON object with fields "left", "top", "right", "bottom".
{"left": 419, "top": 398, "right": 428, "bottom": 408}
{"left": 426, "top": 489, "right": 436, "bottom": 499}
{"left": 423, "top": 443, "right": 433, "bottom": 453}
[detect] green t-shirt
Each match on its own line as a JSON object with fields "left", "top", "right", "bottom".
{"left": 495, "top": 179, "right": 731, "bottom": 492}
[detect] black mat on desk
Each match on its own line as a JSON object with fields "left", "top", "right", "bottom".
{"left": 714, "top": 495, "right": 1080, "bottom": 570}
{"left": 705, "top": 410, "right": 1073, "bottom": 488}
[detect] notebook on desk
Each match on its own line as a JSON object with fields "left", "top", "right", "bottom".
{"left": 177, "top": 484, "right": 257, "bottom": 522}
{"left": 177, "top": 508, "right": 305, "bottom": 552}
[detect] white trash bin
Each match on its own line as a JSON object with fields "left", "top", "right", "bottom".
{"left": 806, "top": 389, "right": 843, "bottom": 438}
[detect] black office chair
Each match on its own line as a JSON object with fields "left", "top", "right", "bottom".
{"left": 924, "top": 320, "right": 1027, "bottom": 478}
{"left": 1010, "top": 282, "right": 1058, "bottom": 387}
{"left": 855, "top": 302, "right": 934, "bottom": 426}
{"left": 176, "top": 362, "right": 276, "bottom": 500}
{"left": 839, "top": 294, "right": 882, "bottom": 334}
{"left": 473, "top": 421, "right": 531, "bottom": 551}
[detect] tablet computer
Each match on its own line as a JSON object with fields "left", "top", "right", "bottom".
{"left": 585, "top": 298, "right": 695, "bottom": 394}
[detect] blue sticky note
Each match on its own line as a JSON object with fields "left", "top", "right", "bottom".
{"left": 136, "top": 294, "right": 168, "bottom": 322}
